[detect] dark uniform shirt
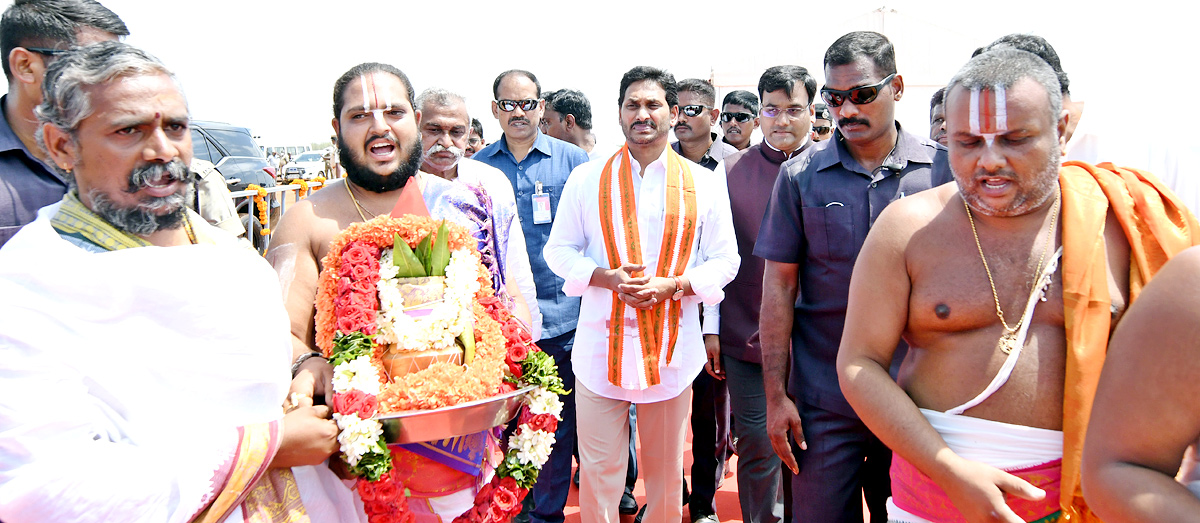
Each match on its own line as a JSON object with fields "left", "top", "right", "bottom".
{"left": 754, "top": 124, "right": 952, "bottom": 417}
{"left": 0, "top": 95, "right": 68, "bottom": 248}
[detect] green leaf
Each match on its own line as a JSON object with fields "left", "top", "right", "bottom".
{"left": 429, "top": 220, "right": 450, "bottom": 277}
{"left": 415, "top": 233, "right": 433, "bottom": 275}
{"left": 392, "top": 232, "right": 426, "bottom": 277}
{"left": 330, "top": 331, "right": 376, "bottom": 367}
{"left": 349, "top": 447, "right": 394, "bottom": 482}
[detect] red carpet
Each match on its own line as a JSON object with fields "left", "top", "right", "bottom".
{"left": 563, "top": 433, "right": 745, "bottom": 523}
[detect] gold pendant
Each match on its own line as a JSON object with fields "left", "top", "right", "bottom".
{"left": 998, "top": 329, "right": 1020, "bottom": 355}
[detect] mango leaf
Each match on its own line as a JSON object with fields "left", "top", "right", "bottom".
{"left": 429, "top": 220, "right": 450, "bottom": 277}
{"left": 392, "top": 232, "right": 426, "bottom": 277}
{"left": 415, "top": 233, "right": 433, "bottom": 276}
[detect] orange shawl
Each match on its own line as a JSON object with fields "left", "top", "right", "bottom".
{"left": 1059, "top": 161, "right": 1200, "bottom": 520}
{"left": 597, "top": 146, "right": 697, "bottom": 387}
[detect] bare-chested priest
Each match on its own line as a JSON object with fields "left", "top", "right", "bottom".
{"left": 836, "top": 49, "right": 1198, "bottom": 522}
{"left": 266, "top": 62, "right": 532, "bottom": 521}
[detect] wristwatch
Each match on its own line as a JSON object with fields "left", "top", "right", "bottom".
{"left": 671, "top": 276, "right": 684, "bottom": 301}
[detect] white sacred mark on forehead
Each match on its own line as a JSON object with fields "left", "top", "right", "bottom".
{"left": 968, "top": 85, "right": 1008, "bottom": 147}
{"left": 358, "top": 73, "right": 394, "bottom": 126}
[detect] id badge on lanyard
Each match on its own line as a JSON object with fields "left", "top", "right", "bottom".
{"left": 532, "top": 180, "right": 552, "bottom": 224}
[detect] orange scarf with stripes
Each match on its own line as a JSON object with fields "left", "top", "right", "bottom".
{"left": 598, "top": 146, "right": 698, "bottom": 388}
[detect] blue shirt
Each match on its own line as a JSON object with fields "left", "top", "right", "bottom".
{"left": 754, "top": 123, "right": 953, "bottom": 417}
{"left": 0, "top": 95, "right": 67, "bottom": 248}
{"left": 475, "top": 131, "right": 590, "bottom": 339}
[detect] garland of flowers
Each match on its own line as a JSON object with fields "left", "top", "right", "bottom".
{"left": 317, "top": 215, "right": 566, "bottom": 523}
{"left": 313, "top": 176, "right": 327, "bottom": 190}
{"left": 246, "top": 183, "right": 271, "bottom": 235}
{"left": 290, "top": 179, "right": 310, "bottom": 199}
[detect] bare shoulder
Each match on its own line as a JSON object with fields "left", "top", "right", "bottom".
{"left": 871, "top": 183, "right": 959, "bottom": 245}
{"left": 269, "top": 180, "right": 353, "bottom": 263}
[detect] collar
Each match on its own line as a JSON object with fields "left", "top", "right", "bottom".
{"left": 812, "top": 121, "right": 935, "bottom": 174}
{"left": 481, "top": 130, "right": 554, "bottom": 161}
{"left": 51, "top": 190, "right": 208, "bottom": 250}
{"left": 762, "top": 135, "right": 811, "bottom": 163}
{"left": 671, "top": 138, "right": 719, "bottom": 170}
{"left": 0, "top": 95, "right": 38, "bottom": 156}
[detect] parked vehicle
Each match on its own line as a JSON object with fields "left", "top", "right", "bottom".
{"left": 190, "top": 120, "right": 277, "bottom": 192}
{"left": 282, "top": 151, "right": 327, "bottom": 181}
{"left": 189, "top": 120, "right": 278, "bottom": 252}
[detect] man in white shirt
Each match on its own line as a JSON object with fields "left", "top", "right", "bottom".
{"left": 415, "top": 87, "right": 540, "bottom": 338}
{"left": 544, "top": 66, "right": 739, "bottom": 523}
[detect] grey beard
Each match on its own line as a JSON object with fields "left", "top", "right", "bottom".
{"left": 84, "top": 158, "right": 192, "bottom": 235}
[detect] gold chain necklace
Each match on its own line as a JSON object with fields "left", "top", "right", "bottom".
{"left": 344, "top": 180, "right": 377, "bottom": 222}
{"left": 964, "top": 187, "right": 1061, "bottom": 354}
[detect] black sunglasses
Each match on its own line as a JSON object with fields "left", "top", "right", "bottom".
{"left": 680, "top": 104, "right": 709, "bottom": 117}
{"left": 24, "top": 46, "right": 69, "bottom": 57}
{"left": 496, "top": 99, "right": 539, "bottom": 112}
{"left": 720, "top": 112, "right": 755, "bottom": 123}
{"left": 813, "top": 126, "right": 832, "bottom": 134}
{"left": 820, "top": 73, "right": 897, "bottom": 108}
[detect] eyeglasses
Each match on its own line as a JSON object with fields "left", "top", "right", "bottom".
{"left": 468, "top": 137, "right": 482, "bottom": 146}
{"left": 813, "top": 126, "right": 832, "bottom": 134}
{"left": 496, "top": 99, "right": 539, "bottom": 112}
{"left": 820, "top": 73, "right": 896, "bottom": 108}
{"left": 760, "top": 106, "right": 809, "bottom": 119}
{"left": 679, "top": 104, "right": 709, "bottom": 117}
{"left": 720, "top": 112, "right": 755, "bottom": 123}
{"left": 24, "top": 46, "right": 68, "bottom": 57}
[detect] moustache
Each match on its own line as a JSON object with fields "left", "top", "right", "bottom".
{"left": 674, "top": 122, "right": 691, "bottom": 131}
{"left": 125, "top": 158, "right": 190, "bottom": 194}
{"left": 425, "top": 142, "right": 465, "bottom": 161}
{"left": 838, "top": 117, "right": 870, "bottom": 128}
{"left": 630, "top": 119, "right": 657, "bottom": 131}
{"left": 366, "top": 132, "right": 396, "bottom": 147}
{"left": 508, "top": 117, "right": 530, "bottom": 125}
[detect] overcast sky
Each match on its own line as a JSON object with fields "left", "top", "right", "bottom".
{"left": 3, "top": 0, "right": 1194, "bottom": 152}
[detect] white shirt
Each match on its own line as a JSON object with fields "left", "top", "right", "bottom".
{"left": 544, "top": 146, "right": 739, "bottom": 402}
{"left": 452, "top": 159, "right": 543, "bottom": 339}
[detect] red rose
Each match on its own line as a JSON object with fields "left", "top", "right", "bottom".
{"left": 487, "top": 504, "right": 505, "bottom": 523}
{"left": 374, "top": 479, "right": 399, "bottom": 500}
{"left": 338, "top": 277, "right": 353, "bottom": 297}
{"left": 343, "top": 243, "right": 373, "bottom": 266}
{"left": 517, "top": 487, "right": 529, "bottom": 500}
{"left": 351, "top": 263, "right": 377, "bottom": 281}
{"left": 351, "top": 279, "right": 375, "bottom": 295}
{"left": 506, "top": 342, "right": 528, "bottom": 363}
{"left": 357, "top": 478, "right": 377, "bottom": 501}
{"left": 333, "top": 390, "right": 379, "bottom": 418}
{"left": 498, "top": 381, "right": 517, "bottom": 394}
{"left": 475, "top": 483, "right": 494, "bottom": 504}
{"left": 492, "top": 483, "right": 519, "bottom": 512}
{"left": 530, "top": 413, "right": 558, "bottom": 433}
{"left": 339, "top": 261, "right": 354, "bottom": 278}
{"left": 507, "top": 360, "right": 523, "bottom": 378}
{"left": 498, "top": 476, "right": 519, "bottom": 493}
{"left": 518, "top": 408, "right": 533, "bottom": 426}
{"left": 364, "top": 499, "right": 387, "bottom": 516}
{"left": 349, "top": 290, "right": 378, "bottom": 310}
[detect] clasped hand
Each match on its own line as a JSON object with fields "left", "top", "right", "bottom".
{"left": 604, "top": 263, "right": 674, "bottom": 309}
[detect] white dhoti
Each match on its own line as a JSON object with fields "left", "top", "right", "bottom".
{"left": 886, "top": 410, "right": 1063, "bottom": 523}
{"left": 0, "top": 203, "right": 364, "bottom": 523}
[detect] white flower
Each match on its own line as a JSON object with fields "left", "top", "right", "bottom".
{"left": 331, "top": 355, "right": 381, "bottom": 395}
{"left": 509, "top": 427, "right": 556, "bottom": 466}
{"left": 378, "top": 249, "right": 400, "bottom": 280}
{"left": 333, "top": 412, "right": 384, "bottom": 466}
{"left": 527, "top": 387, "right": 564, "bottom": 418}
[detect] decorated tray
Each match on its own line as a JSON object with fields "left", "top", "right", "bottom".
{"left": 377, "top": 385, "right": 535, "bottom": 444}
